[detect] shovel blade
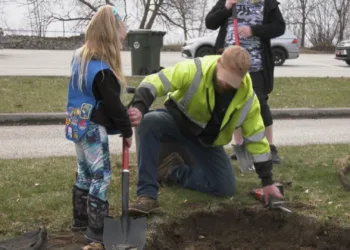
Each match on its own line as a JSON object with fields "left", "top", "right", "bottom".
{"left": 233, "top": 144, "right": 255, "bottom": 173}
{"left": 103, "top": 215, "right": 147, "bottom": 250}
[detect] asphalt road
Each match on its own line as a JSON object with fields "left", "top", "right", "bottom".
{"left": 0, "top": 118, "right": 349, "bottom": 159}
{"left": 0, "top": 49, "right": 349, "bottom": 77}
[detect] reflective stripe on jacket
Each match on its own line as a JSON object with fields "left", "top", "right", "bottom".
{"left": 138, "top": 55, "right": 271, "bottom": 163}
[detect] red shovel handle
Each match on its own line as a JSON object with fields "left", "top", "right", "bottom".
{"left": 121, "top": 138, "right": 130, "bottom": 215}
{"left": 122, "top": 138, "right": 129, "bottom": 171}
{"left": 232, "top": 4, "right": 240, "bottom": 46}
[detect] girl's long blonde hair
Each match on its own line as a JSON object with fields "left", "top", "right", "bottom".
{"left": 72, "top": 5, "right": 126, "bottom": 90}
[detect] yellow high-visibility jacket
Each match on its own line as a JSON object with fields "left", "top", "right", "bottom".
{"left": 134, "top": 55, "right": 271, "bottom": 164}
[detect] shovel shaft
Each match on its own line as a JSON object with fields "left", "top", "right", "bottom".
{"left": 122, "top": 139, "right": 129, "bottom": 171}
{"left": 232, "top": 4, "right": 240, "bottom": 46}
{"left": 121, "top": 171, "right": 129, "bottom": 216}
{"left": 122, "top": 139, "right": 129, "bottom": 216}
{"left": 232, "top": 4, "right": 237, "bottom": 19}
{"left": 103, "top": 138, "right": 147, "bottom": 250}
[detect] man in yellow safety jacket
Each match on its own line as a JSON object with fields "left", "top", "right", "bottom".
{"left": 127, "top": 45, "right": 283, "bottom": 215}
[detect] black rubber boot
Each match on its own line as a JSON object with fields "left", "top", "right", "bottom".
{"left": 84, "top": 195, "right": 109, "bottom": 244}
{"left": 72, "top": 185, "right": 88, "bottom": 232}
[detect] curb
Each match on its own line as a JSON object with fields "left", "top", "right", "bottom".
{"left": 271, "top": 108, "right": 350, "bottom": 119}
{"left": 0, "top": 112, "right": 66, "bottom": 126}
{"left": 0, "top": 108, "right": 349, "bottom": 126}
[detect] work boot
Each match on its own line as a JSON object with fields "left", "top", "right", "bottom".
{"left": 128, "top": 196, "right": 161, "bottom": 216}
{"left": 270, "top": 144, "right": 281, "bottom": 164}
{"left": 158, "top": 152, "right": 184, "bottom": 183}
{"left": 72, "top": 185, "right": 88, "bottom": 232}
{"left": 84, "top": 195, "right": 109, "bottom": 244}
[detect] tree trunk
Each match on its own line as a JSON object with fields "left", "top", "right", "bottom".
{"left": 333, "top": 0, "right": 350, "bottom": 43}
{"left": 139, "top": 0, "right": 151, "bottom": 29}
{"left": 301, "top": 15, "right": 306, "bottom": 47}
{"left": 145, "top": 0, "right": 164, "bottom": 29}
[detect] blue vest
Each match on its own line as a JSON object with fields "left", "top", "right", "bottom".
{"left": 65, "top": 59, "right": 117, "bottom": 142}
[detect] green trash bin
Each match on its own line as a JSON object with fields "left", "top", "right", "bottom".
{"left": 127, "top": 29, "right": 166, "bottom": 76}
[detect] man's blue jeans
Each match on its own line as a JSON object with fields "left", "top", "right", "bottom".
{"left": 136, "top": 110, "right": 237, "bottom": 199}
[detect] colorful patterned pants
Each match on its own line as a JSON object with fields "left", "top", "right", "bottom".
{"left": 74, "top": 122, "right": 111, "bottom": 201}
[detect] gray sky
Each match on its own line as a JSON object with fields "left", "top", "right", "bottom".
{"left": 1, "top": 0, "right": 287, "bottom": 44}
{"left": 2, "top": 0, "right": 209, "bottom": 43}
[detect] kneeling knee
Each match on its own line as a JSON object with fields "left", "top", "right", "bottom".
{"left": 138, "top": 112, "right": 159, "bottom": 135}
{"left": 138, "top": 111, "right": 171, "bottom": 137}
{"left": 216, "top": 184, "right": 237, "bottom": 197}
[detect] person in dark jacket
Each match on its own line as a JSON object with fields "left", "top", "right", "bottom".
{"left": 205, "top": 0, "right": 285, "bottom": 164}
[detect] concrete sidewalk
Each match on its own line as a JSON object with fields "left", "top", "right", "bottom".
{"left": 1, "top": 118, "right": 350, "bottom": 159}
{"left": 1, "top": 108, "right": 350, "bottom": 126}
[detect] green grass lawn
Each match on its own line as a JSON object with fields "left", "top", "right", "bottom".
{"left": 0, "top": 76, "right": 349, "bottom": 113}
{"left": 1, "top": 144, "right": 349, "bottom": 240}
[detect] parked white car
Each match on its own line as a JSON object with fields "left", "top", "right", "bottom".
{"left": 181, "top": 30, "right": 299, "bottom": 66}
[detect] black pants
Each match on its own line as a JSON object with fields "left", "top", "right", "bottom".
{"left": 250, "top": 71, "right": 273, "bottom": 127}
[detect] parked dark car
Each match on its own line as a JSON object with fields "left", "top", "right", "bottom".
{"left": 335, "top": 40, "right": 350, "bottom": 66}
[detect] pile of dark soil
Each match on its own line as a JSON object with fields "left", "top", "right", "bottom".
{"left": 7, "top": 205, "right": 348, "bottom": 250}
{"left": 145, "top": 206, "right": 350, "bottom": 250}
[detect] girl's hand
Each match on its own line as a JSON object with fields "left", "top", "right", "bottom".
{"left": 225, "top": 0, "right": 240, "bottom": 10}
{"left": 124, "top": 136, "right": 132, "bottom": 148}
{"left": 238, "top": 26, "right": 253, "bottom": 38}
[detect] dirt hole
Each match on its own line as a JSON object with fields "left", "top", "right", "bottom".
{"left": 31, "top": 205, "right": 350, "bottom": 250}
{"left": 145, "top": 206, "right": 350, "bottom": 250}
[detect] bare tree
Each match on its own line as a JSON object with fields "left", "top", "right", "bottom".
{"left": 307, "top": 0, "right": 338, "bottom": 48}
{"left": 154, "top": 0, "right": 210, "bottom": 40}
{"left": 332, "top": 0, "right": 350, "bottom": 42}
{"left": 137, "top": 0, "right": 151, "bottom": 28}
{"left": 145, "top": 0, "right": 164, "bottom": 29}
{"left": 15, "top": 0, "right": 55, "bottom": 36}
{"left": 49, "top": 0, "right": 129, "bottom": 31}
{"left": 133, "top": 0, "right": 165, "bottom": 29}
{"left": 280, "top": 0, "right": 316, "bottom": 47}
{"left": 0, "top": 1, "right": 7, "bottom": 28}
{"left": 130, "top": 0, "right": 211, "bottom": 40}
{"left": 28, "top": 0, "right": 52, "bottom": 36}
{"left": 196, "top": 0, "right": 210, "bottom": 37}
{"left": 158, "top": 0, "right": 194, "bottom": 40}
